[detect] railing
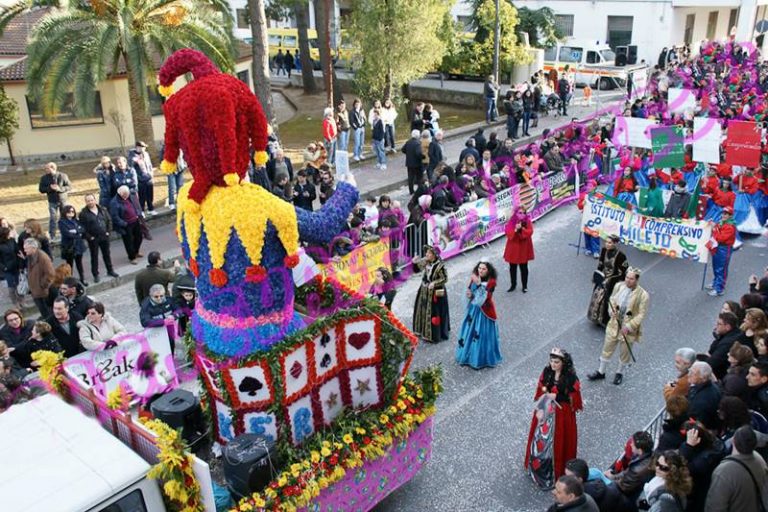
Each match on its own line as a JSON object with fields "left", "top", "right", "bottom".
{"left": 62, "top": 374, "right": 161, "bottom": 465}
{"left": 611, "top": 406, "right": 667, "bottom": 468}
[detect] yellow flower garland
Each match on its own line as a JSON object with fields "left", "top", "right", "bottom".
{"left": 106, "top": 386, "right": 130, "bottom": 412}
{"left": 141, "top": 418, "right": 205, "bottom": 512}
{"left": 176, "top": 176, "right": 299, "bottom": 270}
{"left": 31, "top": 350, "right": 64, "bottom": 393}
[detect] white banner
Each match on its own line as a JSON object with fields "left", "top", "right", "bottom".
{"left": 62, "top": 326, "right": 177, "bottom": 399}
{"left": 668, "top": 87, "right": 697, "bottom": 114}
{"left": 631, "top": 69, "right": 648, "bottom": 99}
{"left": 612, "top": 116, "right": 658, "bottom": 149}
{"left": 692, "top": 117, "right": 723, "bottom": 164}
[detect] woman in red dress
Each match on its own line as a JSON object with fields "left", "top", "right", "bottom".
{"left": 503, "top": 207, "right": 534, "bottom": 292}
{"left": 524, "top": 348, "right": 583, "bottom": 489}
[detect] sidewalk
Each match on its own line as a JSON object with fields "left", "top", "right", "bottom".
{"left": 3, "top": 96, "right": 622, "bottom": 314}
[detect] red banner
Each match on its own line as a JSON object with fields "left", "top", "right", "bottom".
{"left": 725, "top": 120, "right": 761, "bottom": 167}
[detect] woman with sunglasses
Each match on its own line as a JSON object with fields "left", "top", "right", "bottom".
{"left": 637, "top": 450, "right": 692, "bottom": 512}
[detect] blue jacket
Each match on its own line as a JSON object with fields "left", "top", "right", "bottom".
{"left": 58, "top": 218, "right": 87, "bottom": 256}
{"left": 111, "top": 169, "right": 138, "bottom": 194}
{"left": 109, "top": 194, "right": 142, "bottom": 235}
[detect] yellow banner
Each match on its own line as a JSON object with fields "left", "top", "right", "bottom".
{"left": 320, "top": 237, "right": 391, "bottom": 292}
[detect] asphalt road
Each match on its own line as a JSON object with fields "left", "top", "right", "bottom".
{"left": 94, "top": 195, "right": 768, "bottom": 511}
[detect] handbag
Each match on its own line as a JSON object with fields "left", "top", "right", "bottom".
{"left": 726, "top": 457, "right": 768, "bottom": 512}
{"left": 434, "top": 289, "right": 446, "bottom": 297}
{"left": 592, "top": 270, "right": 605, "bottom": 287}
{"left": 138, "top": 216, "right": 153, "bottom": 241}
{"left": 16, "top": 271, "right": 29, "bottom": 296}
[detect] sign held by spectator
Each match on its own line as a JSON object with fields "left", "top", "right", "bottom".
{"left": 725, "top": 120, "right": 761, "bottom": 167}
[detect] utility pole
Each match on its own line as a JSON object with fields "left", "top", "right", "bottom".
{"left": 323, "top": 0, "right": 333, "bottom": 107}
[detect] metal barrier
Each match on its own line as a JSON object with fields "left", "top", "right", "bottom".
{"left": 610, "top": 406, "right": 667, "bottom": 468}
{"left": 396, "top": 221, "right": 427, "bottom": 271}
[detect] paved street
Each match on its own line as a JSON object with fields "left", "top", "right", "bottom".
{"left": 93, "top": 190, "right": 768, "bottom": 511}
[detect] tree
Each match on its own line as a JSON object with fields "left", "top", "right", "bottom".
{"left": 0, "top": 85, "right": 19, "bottom": 165}
{"left": 24, "top": 0, "right": 234, "bottom": 154}
{"left": 515, "top": 6, "right": 563, "bottom": 48}
{"left": 459, "top": 0, "right": 529, "bottom": 79}
{"left": 348, "top": 0, "right": 450, "bottom": 101}
{"left": 293, "top": 0, "right": 317, "bottom": 93}
{"left": 314, "top": 0, "right": 341, "bottom": 107}
{"left": 249, "top": 0, "right": 276, "bottom": 126}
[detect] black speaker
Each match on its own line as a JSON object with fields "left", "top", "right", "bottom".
{"left": 615, "top": 46, "right": 628, "bottom": 67}
{"left": 150, "top": 389, "right": 207, "bottom": 448}
{"left": 223, "top": 434, "right": 279, "bottom": 500}
{"left": 627, "top": 45, "right": 638, "bottom": 65}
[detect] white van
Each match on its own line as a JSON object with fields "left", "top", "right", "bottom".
{"left": 543, "top": 40, "right": 648, "bottom": 89}
{"left": 2, "top": 395, "right": 166, "bottom": 512}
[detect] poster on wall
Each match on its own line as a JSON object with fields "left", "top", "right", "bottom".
{"left": 724, "top": 120, "right": 761, "bottom": 167}
{"left": 692, "top": 117, "right": 722, "bottom": 164}
{"left": 612, "top": 116, "right": 657, "bottom": 149}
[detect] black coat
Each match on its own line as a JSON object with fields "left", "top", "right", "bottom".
{"left": 0, "top": 320, "right": 34, "bottom": 367}
{"left": 427, "top": 140, "right": 444, "bottom": 173}
{"left": 583, "top": 478, "right": 626, "bottom": 512}
{"left": 140, "top": 297, "right": 174, "bottom": 328}
{"left": 292, "top": 182, "right": 316, "bottom": 211}
{"left": 679, "top": 438, "right": 725, "bottom": 512}
{"left": 109, "top": 194, "right": 142, "bottom": 235}
{"left": 266, "top": 158, "right": 294, "bottom": 184}
{"left": 25, "top": 335, "right": 63, "bottom": 366}
{"left": 79, "top": 205, "right": 113, "bottom": 241}
{"left": 0, "top": 238, "right": 19, "bottom": 275}
{"left": 45, "top": 312, "right": 84, "bottom": 358}
{"left": 38, "top": 172, "right": 71, "bottom": 204}
{"left": 707, "top": 328, "right": 743, "bottom": 380}
{"left": 401, "top": 138, "right": 423, "bottom": 168}
{"left": 58, "top": 218, "right": 87, "bottom": 257}
{"left": 687, "top": 380, "right": 723, "bottom": 430}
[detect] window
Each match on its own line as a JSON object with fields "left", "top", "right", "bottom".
{"left": 554, "top": 14, "right": 575, "bottom": 37}
{"left": 600, "top": 49, "right": 616, "bottom": 62}
{"left": 268, "top": 34, "right": 282, "bottom": 46}
{"left": 684, "top": 14, "right": 695, "bottom": 45}
{"left": 544, "top": 46, "right": 558, "bottom": 61}
{"left": 558, "top": 46, "right": 583, "bottom": 63}
{"left": 606, "top": 16, "right": 633, "bottom": 49}
{"left": 98, "top": 489, "right": 148, "bottom": 512}
{"left": 283, "top": 35, "right": 297, "bottom": 48}
{"left": 147, "top": 86, "right": 164, "bottom": 116}
{"left": 706, "top": 11, "right": 718, "bottom": 40}
{"left": 26, "top": 92, "right": 104, "bottom": 128}
{"left": 237, "top": 70, "right": 250, "bottom": 89}
{"left": 728, "top": 8, "right": 738, "bottom": 34}
{"left": 586, "top": 50, "right": 599, "bottom": 64}
{"left": 236, "top": 8, "right": 249, "bottom": 29}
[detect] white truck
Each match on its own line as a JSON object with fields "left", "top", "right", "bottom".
{"left": 543, "top": 40, "right": 649, "bottom": 90}
{"left": 1, "top": 394, "right": 166, "bottom": 512}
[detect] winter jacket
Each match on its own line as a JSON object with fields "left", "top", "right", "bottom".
{"left": 349, "top": 108, "right": 366, "bottom": 130}
{"left": 139, "top": 297, "right": 174, "bottom": 328}
{"left": 58, "top": 218, "right": 87, "bottom": 257}
{"left": 401, "top": 138, "right": 423, "bottom": 168}
{"left": 583, "top": 477, "right": 626, "bottom": 512}
{"left": 0, "top": 238, "right": 19, "bottom": 276}
{"left": 38, "top": 172, "right": 71, "bottom": 204}
{"left": 134, "top": 264, "right": 176, "bottom": 304}
{"left": 707, "top": 328, "right": 743, "bottom": 380}
{"left": 680, "top": 438, "right": 725, "bottom": 512}
{"left": 109, "top": 194, "right": 142, "bottom": 235}
{"left": 26, "top": 251, "right": 54, "bottom": 299}
{"left": 705, "top": 454, "right": 768, "bottom": 512}
{"left": 95, "top": 165, "right": 116, "bottom": 203}
{"left": 664, "top": 189, "right": 691, "bottom": 218}
{"left": 292, "top": 182, "right": 316, "bottom": 211}
{"left": 371, "top": 118, "right": 385, "bottom": 141}
{"left": 428, "top": 140, "right": 444, "bottom": 174}
{"left": 77, "top": 312, "right": 126, "bottom": 350}
{"left": 127, "top": 149, "right": 154, "bottom": 183}
{"left": 78, "top": 205, "right": 113, "bottom": 241}
{"left": 111, "top": 168, "right": 138, "bottom": 194}
{"left": 503, "top": 217, "right": 534, "bottom": 264}
{"left": 322, "top": 117, "right": 338, "bottom": 141}
{"left": 45, "top": 312, "right": 84, "bottom": 358}
{"left": 687, "top": 380, "right": 723, "bottom": 430}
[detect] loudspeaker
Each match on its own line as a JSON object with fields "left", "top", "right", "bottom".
{"left": 223, "top": 434, "right": 279, "bottom": 500}
{"left": 150, "top": 389, "right": 207, "bottom": 448}
{"left": 627, "top": 45, "right": 638, "bottom": 65}
{"left": 615, "top": 46, "right": 628, "bottom": 67}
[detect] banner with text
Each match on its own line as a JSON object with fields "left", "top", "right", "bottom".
{"left": 319, "top": 237, "right": 391, "bottom": 292}
{"left": 651, "top": 125, "right": 685, "bottom": 168}
{"left": 62, "top": 326, "right": 178, "bottom": 399}
{"left": 581, "top": 193, "right": 712, "bottom": 263}
{"left": 426, "top": 170, "right": 579, "bottom": 259}
{"left": 725, "top": 120, "right": 761, "bottom": 167}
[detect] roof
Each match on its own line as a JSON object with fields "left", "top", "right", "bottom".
{"left": 0, "top": 394, "right": 151, "bottom": 512}
{"left": 0, "top": 7, "right": 49, "bottom": 56}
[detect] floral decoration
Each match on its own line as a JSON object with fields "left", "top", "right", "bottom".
{"left": 140, "top": 417, "right": 205, "bottom": 512}
{"left": 31, "top": 350, "right": 65, "bottom": 393}
{"left": 229, "top": 367, "right": 442, "bottom": 512}
{"left": 106, "top": 384, "right": 131, "bottom": 412}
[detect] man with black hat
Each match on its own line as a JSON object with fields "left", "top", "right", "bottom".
{"left": 706, "top": 206, "right": 737, "bottom": 296}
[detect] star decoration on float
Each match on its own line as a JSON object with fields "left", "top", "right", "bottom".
{"left": 355, "top": 378, "right": 371, "bottom": 395}
{"left": 326, "top": 392, "right": 339, "bottom": 408}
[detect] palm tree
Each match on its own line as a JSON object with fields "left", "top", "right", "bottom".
{"left": 22, "top": 0, "right": 234, "bottom": 152}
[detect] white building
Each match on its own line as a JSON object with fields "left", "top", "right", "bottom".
{"left": 451, "top": 0, "right": 768, "bottom": 66}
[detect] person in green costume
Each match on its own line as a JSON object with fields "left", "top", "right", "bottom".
{"left": 638, "top": 177, "right": 665, "bottom": 217}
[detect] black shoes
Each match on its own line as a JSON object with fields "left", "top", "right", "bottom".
{"left": 613, "top": 373, "right": 624, "bottom": 385}
{"left": 108, "top": 271, "right": 120, "bottom": 278}
{"left": 507, "top": 286, "right": 516, "bottom": 292}
{"left": 587, "top": 371, "right": 605, "bottom": 381}
{"left": 93, "top": 275, "right": 101, "bottom": 283}
{"left": 522, "top": 288, "right": 528, "bottom": 293}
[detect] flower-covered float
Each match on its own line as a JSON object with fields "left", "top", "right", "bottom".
{"left": 154, "top": 49, "right": 441, "bottom": 511}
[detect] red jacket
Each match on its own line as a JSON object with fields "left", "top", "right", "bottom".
{"left": 713, "top": 222, "right": 737, "bottom": 246}
{"left": 737, "top": 174, "right": 759, "bottom": 194}
{"left": 713, "top": 189, "right": 735, "bottom": 208}
{"left": 322, "top": 117, "right": 337, "bottom": 141}
{"left": 716, "top": 164, "right": 733, "bottom": 179}
{"left": 481, "top": 279, "right": 497, "bottom": 320}
{"left": 702, "top": 175, "right": 720, "bottom": 195}
{"left": 503, "top": 218, "right": 534, "bottom": 264}
{"left": 614, "top": 177, "right": 636, "bottom": 194}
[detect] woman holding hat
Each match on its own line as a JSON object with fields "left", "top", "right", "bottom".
{"left": 456, "top": 260, "right": 501, "bottom": 369}
{"left": 412, "top": 245, "right": 450, "bottom": 343}
{"left": 524, "top": 348, "right": 583, "bottom": 488}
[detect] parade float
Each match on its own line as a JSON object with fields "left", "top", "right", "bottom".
{"left": 27, "top": 48, "right": 440, "bottom": 512}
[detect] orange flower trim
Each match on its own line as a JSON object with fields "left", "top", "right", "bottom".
{"left": 245, "top": 265, "right": 268, "bottom": 283}
{"left": 189, "top": 258, "right": 200, "bottom": 277}
{"left": 284, "top": 253, "right": 300, "bottom": 268}
{"left": 209, "top": 268, "right": 228, "bottom": 287}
